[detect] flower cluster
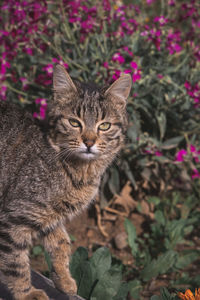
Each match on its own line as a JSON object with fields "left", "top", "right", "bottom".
{"left": 175, "top": 145, "right": 200, "bottom": 179}
{"left": 185, "top": 81, "right": 200, "bottom": 107}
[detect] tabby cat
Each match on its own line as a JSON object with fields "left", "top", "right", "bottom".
{"left": 0, "top": 65, "right": 131, "bottom": 300}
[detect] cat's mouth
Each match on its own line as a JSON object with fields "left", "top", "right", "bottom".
{"left": 76, "top": 144, "right": 99, "bottom": 160}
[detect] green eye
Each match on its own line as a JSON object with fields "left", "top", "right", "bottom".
{"left": 98, "top": 122, "right": 111, "bottom": 131}
{"left": 69, "top": 119, "right": 81, "bottom": 128}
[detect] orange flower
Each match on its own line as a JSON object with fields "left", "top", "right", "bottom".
{"left": 177, "top": 288, "right": 200, "bottom": 300}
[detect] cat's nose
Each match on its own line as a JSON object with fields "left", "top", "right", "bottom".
{"left": 84, "top": 139, "right": 95, "bottom": 149}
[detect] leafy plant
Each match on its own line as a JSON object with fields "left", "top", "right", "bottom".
{"left": 70, "top": 247, "right": 128, "bottom": 300}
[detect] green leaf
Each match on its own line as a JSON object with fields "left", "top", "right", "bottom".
{"left": 90, "top": 247, "right": 111, "bottom": 280}
{"left": 161, "top": 136, "right": 184, "bottom": 149}
{"left": 175, "top": 251, "right": 200, "bottom": 269}
{"left": 91, "top": 269, "right": 122, "bottom": 300}
{"left": 148, "top": 196, "right": 161, "bottom": 205}
{"left": 32, "top": 245, "right": 43, "bottom": 256}
{"left": 156, "top": 112, "right": 166, "bottom": 139}
{"left": 113, "top": 282, "right": 129, "bottom": 300}
{"left": 160, "top": 287, "right": 171, "bottom": 300}
{"left": 155, "top": 210, "right": 165, "bottom": 226}
{"left": 128, "top": 279, "right": 142, "bottom": 299}
{"left": 141, "top": 250, "right": 177, "bottom": 281}
{"left": 70, "top": 247, "right": 88, "bottom": 279}
{"left": 44, "top": 250, "right": 52, "bottom": 272}
{"left": 76, "top": 261, "right": 94, "bottom": 299}
{"left": 124, "top": 218, "right": 138, "bottom": 256}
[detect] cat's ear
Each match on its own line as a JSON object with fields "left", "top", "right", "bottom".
{"left": 105, "top": 74, "right": 132, "bottom": 108}
{"left": 53, "top": 64, "right": 77, "bottom": 93}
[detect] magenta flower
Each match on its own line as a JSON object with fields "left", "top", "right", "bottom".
{"left": 130, "top": 61, "right": 138, "bottom": 69}
{"left": 167, "top": 30, "right": 182, "bottom": 54}
{"left": 123, "top": 46, "right": 133, "bottom": 56}
{"left": 191, "top": 169, "right": 200, "bottom": 179}
{"left": 103, "top": 62, "right": 109, "bottom": 68}
{"left": 112, "top": 70, "right": 121, "bottom": 80}
{"left": 155, "top": 151, "right": 162, "bottom": 156}
{"left": 20, "top": 77, "right": 29, "bottom": 90}
{"left": 43, "top": 64, "right": 54, "bottom": 75}
{"left": 175, "top": 149, "right": 187, "bottom": 162}
{"left": 146, "top": 0, "right": 156, "bottom": 4}
{"left": 190, "top": 145, "right": 196, "bottom": 153}
{"left": 154, "top": 16, "right": 168, "bottom": 26}
{"left": 112, "top": 52, "right": 125, "bottom": 64}
{"left": 52, "top": 58, "right": 68, "bottom": 69}
{"left": 34, "top": 98, "right": 48, "bottom": 120}
{"left": 0, "top": 84, "right": 7, "bottom": 100}
{"left": 0, "top": 54, "right": 10, "bottom": 75}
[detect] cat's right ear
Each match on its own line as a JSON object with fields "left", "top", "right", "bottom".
{"left": 53, "top": 65, "right": 77, "bottom": 93}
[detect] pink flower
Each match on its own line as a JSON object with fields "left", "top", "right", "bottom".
{"left": 130, "top": 61, "right": 138, "bottom": 69}
{"left": 123, "top": 46, "right": 133, "bottom": 56}
{"left": 167, "top": 30, "right": 182, "bottom": 54}
{"left": 52, "top": 58, "right": 68, "bottom": 69}
{"left": 20, "top": 77, "right": 29, "bottom": 90}
{"left": 0, "top": 84, "right": 7, "bottom": 100}
{"left": 190, "top": 145, "right": 196, "bottom": 153}
{"left": 132, "top": 69, "right": 141, "bottom": 82}
{"left": 112, "top": 52, "right": 125, "bottom": 64}
{"left": 175, "top": 149, "right": 187, "bottom": 162}
{"left": 191, "top": 169, "right": 200, "bottom": 179}
{"left": 43, "top": 64, "right": 54, "bottom": 75}
{"left": 146, "top": 0, "right": 156, "bottom": 4}
{"left": 103, "top": 62, "right": 109, "bottom": 68}
{"left": 112, "top": 70, "right": 121, "bottom": 80}
{"left": 34, "top": 98, "right": 48, "bottom": 120}
{"left": 155, "top": 151, "right": 162, "bottom": 156}
{"left": 154, "top": 16, "right": 168, "bottom": 26}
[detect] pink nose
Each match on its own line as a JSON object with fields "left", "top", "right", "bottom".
{"left": 84, "top": 139, "right": 95, "bottom": 148}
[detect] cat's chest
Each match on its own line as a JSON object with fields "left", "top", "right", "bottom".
{"left": 52, "top": 165, "right": 100, "bottom": 215}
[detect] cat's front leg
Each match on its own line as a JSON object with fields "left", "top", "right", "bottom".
{"left": 43, "top": 225, "right": 77, "bottom": 295}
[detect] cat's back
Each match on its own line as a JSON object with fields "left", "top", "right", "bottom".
{"left": 0, "top": 101, "right": 55, "bottom": 205}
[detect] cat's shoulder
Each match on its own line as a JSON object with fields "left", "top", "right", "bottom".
{"left": 0, "top": 101, "right": 34, "bottom": 129}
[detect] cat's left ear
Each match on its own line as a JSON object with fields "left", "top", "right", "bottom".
{"left": 53, "top": 64, "right": 77, "bottom": 93}
{"left": 105, "top": 74, "right": 132, "bottom": 108}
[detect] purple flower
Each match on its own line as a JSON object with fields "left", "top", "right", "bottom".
{"left": 155, "top": 151, "right": 162, "bottom": 156}
{"left": 130, "top": 61, "right": 138, "bottom": 69}
{"left": 103, "top": 62, "right": 109, "bottom": 68}
{"left": 20, "top": 77, "right": 29, "bottom": 90}
{"left": 43, "top": 64, "right": 54, "bottom": 75}
{"left": 112, "top": 52, "right": 125, "bottom": 64}
{"left": 34, "top": 98, "right": 48, "bottom": 120}
{"left": 190, "top": 145, "right": 196, "bottom": 153}
{"left": 154, "top": 16, "right": 168, "bottom": 26}
{"left": 191, "top": 169, "right": 200, "bottom": 179}
{"left": 175, "top": 149, "right": 187, "bottom": 162}
{"left": 112, "top": 70, "right": 121, "bottom": 80}
{"left": 0, "top": 84, "right": 7, "bottom": 100}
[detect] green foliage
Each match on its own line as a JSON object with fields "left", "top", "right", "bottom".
{"left": 70, "top": 247, "right": 128, "bottom": 300}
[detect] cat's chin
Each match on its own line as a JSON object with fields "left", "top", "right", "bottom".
{"left": 77, "top": 152, "right": 98, "bottom": 161}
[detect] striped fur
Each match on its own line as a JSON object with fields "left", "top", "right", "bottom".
{"left": 0, "top": 65, "right": 131, "bottom": 299}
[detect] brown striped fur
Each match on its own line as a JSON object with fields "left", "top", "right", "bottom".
{"left": 0, "top": 65, "right": 131, "bottom": 299}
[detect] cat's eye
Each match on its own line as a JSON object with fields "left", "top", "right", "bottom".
{"left": 69, "top": 119, "right": 81, "bottom": 128}
{"left": 98, "top": 122, "right": 111, "bottom": 131}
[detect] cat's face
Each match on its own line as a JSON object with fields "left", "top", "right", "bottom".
{"left": 48, "top": 65, "right": 132, "bottom": 162}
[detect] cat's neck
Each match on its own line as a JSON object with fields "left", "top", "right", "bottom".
{"left": 63, "top": 157, "right": 110, "bottom": 183}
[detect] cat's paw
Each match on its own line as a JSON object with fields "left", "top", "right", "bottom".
{"left": 23, "top": 289, "right": 49, "bottom": 300}
{"left": 52, "top": 273, "right": 77, "bottom": 295}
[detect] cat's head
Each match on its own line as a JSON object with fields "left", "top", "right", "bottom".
{"left": 48, "top": 65, "right": 132, "bottom": 163}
